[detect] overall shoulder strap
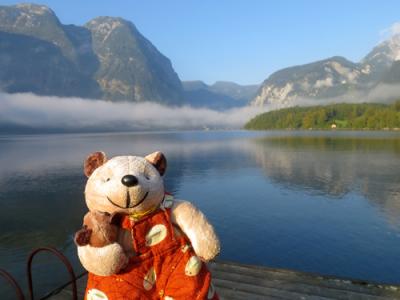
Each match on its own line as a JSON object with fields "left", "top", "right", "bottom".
{"left": 162, "top": 192, "right": 174, "bottom": 209}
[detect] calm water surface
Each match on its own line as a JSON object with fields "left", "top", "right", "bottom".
{"left": 1, "top": 130, "right": 400, "bottom": 297}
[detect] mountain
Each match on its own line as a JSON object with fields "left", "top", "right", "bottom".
{"left": 361, "top": 34, "right": 400, "bottom": 82}
{"left": 0, "top": 4, "right": 76, "bottom": 60}
{"left": 208, "top": 81, "right": 259, "bottom": 101}
{"left": 252, "top": 34, "right": 400, "bottom": 107}
{"left": 0, "top": 31, "right": 101, "bottom": 97}
{"left": 0, "top": 4, "right": 99, "bottom": 97}
{"left": 182, "top": 80, "right": 258, "bottom": 110}
{"left": 381, "top": 61, "right": 400, "bottom": 84}
{"left": 85, "top": 17, "right": 183, "bottom": 103}
{"left": 0, "top": 3, "right": 183, "bottom": 104}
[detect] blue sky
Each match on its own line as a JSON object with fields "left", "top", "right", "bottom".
{"left": 2, "top": 1, "right": 400, "bottom": 85}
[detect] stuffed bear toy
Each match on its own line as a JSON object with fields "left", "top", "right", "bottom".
{"left": 75, "top": 151, "right": 220, "bottom": 300}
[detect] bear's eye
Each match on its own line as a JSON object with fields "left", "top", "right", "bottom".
{"left": 144, "top": 174, "right": 150, "bottom": 180}
{"left": 105, "top": 178, "right": 111, "bottom": 182}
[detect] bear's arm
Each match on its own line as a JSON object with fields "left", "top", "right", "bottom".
{"left": 76, "top": 211, "right": 129, "bottom": 276}
{"left": 170, "top": 200, "right": 220, "bottom": 261}
{"left": 77, "top": 242, "right": 129, "bottom": 276}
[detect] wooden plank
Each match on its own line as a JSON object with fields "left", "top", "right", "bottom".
{"left": 209, "top": 261, "right": 400, "bottom": 298}
{"left": 46, "top": 261, "right": 400, "bottom": 300}
{"left": 216, "top": 286, "right": 286, "bottom": 300}
{"left": 214, "top": 278, "right": 334, "bottom": 300}
{"left": 212, "top": 271, "right": 396, "bottom": 300}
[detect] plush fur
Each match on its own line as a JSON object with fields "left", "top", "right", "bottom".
{"left": 75, "top": 211, "right": 119, "bottom": 247}
{"left": 75, "top": 151, "right": 220, "bottom": 276}
{"left": 171, "top": 201, "right": 220, "bottom": 261}
{"left": 77, "top": 243, "right": 129, "bottom": 276}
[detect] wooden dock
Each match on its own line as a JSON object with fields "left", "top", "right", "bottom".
{"left": 47, "top": 260, "right": 400, "bottom": 299}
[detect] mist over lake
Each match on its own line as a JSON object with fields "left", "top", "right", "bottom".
{"left": 1, "top": 130, "right": 400, "bottom": 297}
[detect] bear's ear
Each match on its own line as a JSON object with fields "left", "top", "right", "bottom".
{"left": 84, "top": 151, "right": 107, "bottom": 177}
{"left": 145, "top": 151, "right": 167, "bottom": 176}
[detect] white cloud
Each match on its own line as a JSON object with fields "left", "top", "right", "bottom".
{"left": 389, "top": 22, "right": 400, "bottom": 36}
{"left": 380, "top": 22, "right": 400, "bottom": 41}
{"left": 2, "top": 80, "right": 399, "bottom": 133}
{"left": 0, "top": 93, "right": 267, "bottom": 131}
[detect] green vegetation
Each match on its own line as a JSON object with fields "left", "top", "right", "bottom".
{"left": 245, "top": 101, "right": 400, "bottom": 130}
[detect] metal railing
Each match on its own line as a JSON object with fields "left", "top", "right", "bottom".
{"left": 27, "top": 247, "right": 78, "bottom": 300}
{"left": 0, "top": 268, "right": 25, "bottom": 300}
{"left": 1, "top": 246, "right": 81, "bottom": 300}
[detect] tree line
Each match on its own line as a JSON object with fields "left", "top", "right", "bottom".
{"left": 245, "top": 101, "right": 400, "bottom": 130}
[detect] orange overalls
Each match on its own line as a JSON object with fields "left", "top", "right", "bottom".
{"left": 84, "top": 202, "right": 219, "bottom": 300}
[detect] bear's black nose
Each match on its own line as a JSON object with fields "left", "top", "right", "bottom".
{"left": 121, "top": 175, "right": 138, "bottom": 187}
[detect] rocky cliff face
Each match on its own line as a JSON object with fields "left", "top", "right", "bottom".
{"left": 361, "top": 34, "right": 400, "bottom": 82}
{"left": 0, "top": 30, "right": 100, "bottom": 97}
{"left": 252, "top": 35, "right": 400, "bottom": 107}
{"left": 0, "top": 4, "right": 76, "bottom": 60}
{"left": 85, "top": 17, "right": 183, "bottom": 104}
{"left": 0, "top": 4, "right": 183, "bottom": 104}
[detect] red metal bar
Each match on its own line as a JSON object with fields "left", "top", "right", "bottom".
{"left": 27, "top": 247, "right": 77, "bottom": 300}
{"left": 0, "top": 268, "right": 25, "bottom": 300}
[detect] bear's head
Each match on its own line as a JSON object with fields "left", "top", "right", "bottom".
{"left": 83, "top": 151, "right": 167, "bottom": 216}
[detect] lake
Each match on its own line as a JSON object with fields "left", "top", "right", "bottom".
{"left": 1, "top": 130, "right": 400, "bottom": 298}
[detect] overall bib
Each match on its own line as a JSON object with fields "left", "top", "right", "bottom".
{"left": 85, "top": 199, "right": 218, "bottom": 300}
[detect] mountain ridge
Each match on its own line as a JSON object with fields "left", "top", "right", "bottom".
{"left": 252, "top": 35, "right": 400, "bottom": 107}
{"left": 0, "top": 3, "right": 184, "bottom": 104}
{"left": 182, "top": 80, "right": 259, "bottom": 110}
{"left": 2, "top": 3, "right": 400, "bottom": 110}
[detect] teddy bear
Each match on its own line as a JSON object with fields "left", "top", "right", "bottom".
{"left": 75, "top": 151, "right": 220, "bottom": 300}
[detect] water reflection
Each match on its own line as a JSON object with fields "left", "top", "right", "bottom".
{"left": 250, "top": 135, "right": 400, "bottom": 226}
{"left": 1, "top": 130, "right": 400, "bottom": 297}
{"left": 0, "top": 131, "right": 258, "bottom": 297}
